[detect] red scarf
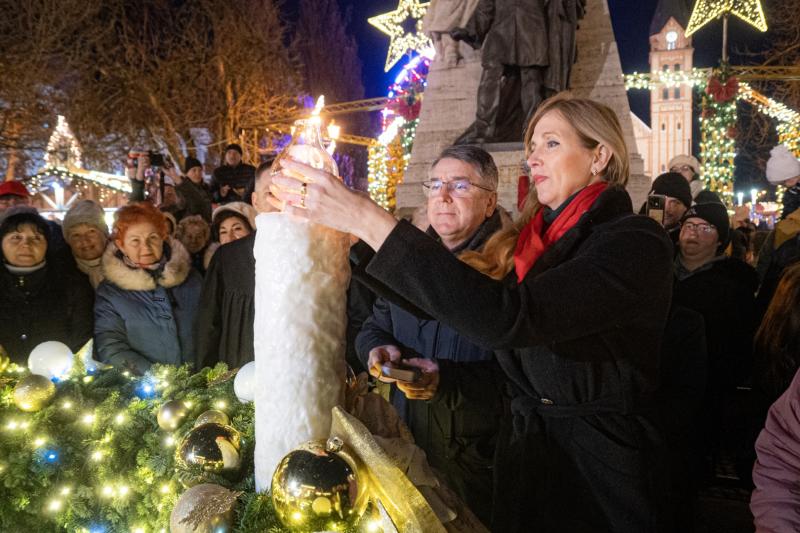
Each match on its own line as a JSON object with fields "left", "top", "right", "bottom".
{"left": 513, "top": 182, "right": 608, "bottom": 283}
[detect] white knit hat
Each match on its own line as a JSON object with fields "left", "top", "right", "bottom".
{"left": 766, "top": 145, "right": 800, "bottom": 184}
{"left": 62, "top": 200, "right": 109, "bottom": 237}
{"left": 211, "top": 202, "right": 257, "bottom": 230}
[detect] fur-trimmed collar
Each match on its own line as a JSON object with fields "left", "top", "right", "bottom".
{"left": 102, "top": 237, "right": 191, "bottom": 291}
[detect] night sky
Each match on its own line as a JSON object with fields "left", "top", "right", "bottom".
{"left": 332, "top": 0, "right": 774, "bottom": 186}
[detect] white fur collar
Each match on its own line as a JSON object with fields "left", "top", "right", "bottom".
{"left": 102, "top": 237, "right": 191, "bottom": 291}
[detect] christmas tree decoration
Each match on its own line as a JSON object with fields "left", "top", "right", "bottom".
{"left": 157, "top": 400, "right": 189, "bottom": 431}
{"left": 194, "top": 409, "right": 230, "bottom": 427}
{"left": 13, "top": 374, "right": 56, "bottom": 412}
{"left": 686, "top": 0, "right": 767, "bottom": 37}
{"left": 169, "top": 483, "right": 237, "bottom": 533}
{"left": 271, "top": 437, "right": 369, "bottom": 531}
{"left": 176, "top": 423, "right": 242, "bottom": 476}
{"left": 233, "top": 361, "right": 255, "bottom": 403}
{"left": 27, "top": 341, "right": 73, "bottom": 380}
{"left": 368, "top": 0, "right": 432, "bottom": 71}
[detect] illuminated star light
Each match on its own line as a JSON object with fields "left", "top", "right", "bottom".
{"left": 368, "top": 0, "right": 432, "bottom": 72}
{"left": 686, "top": 0, "right": 767, "bottom": 37}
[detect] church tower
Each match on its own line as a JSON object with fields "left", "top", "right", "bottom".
{"left": 648, "top": 0, "right": 693, "bottom": 177}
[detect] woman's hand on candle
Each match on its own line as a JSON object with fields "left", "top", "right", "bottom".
{"left": 269, "top": 157, "right": 398, "bottom": 251}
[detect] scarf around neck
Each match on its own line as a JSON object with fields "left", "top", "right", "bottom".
{"left": 513, "top": 182, "right": 608, "bottom": 283}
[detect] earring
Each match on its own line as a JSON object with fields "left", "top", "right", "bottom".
{"left": 591, "top": 168, "right": 598, "bottom": 176}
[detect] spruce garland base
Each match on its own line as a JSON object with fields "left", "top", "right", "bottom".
{"left": 0, "top": 363, "right": 368, "bottom": 532}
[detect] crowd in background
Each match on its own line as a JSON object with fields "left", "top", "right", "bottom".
{"left": 4, "top": 108, "right": 800, "bottom": 530}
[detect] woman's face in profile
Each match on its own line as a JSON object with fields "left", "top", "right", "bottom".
{"left": 526, "top": 111, "right": 599, "bottom": 210}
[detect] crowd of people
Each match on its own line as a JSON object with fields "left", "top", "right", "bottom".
{"left": 3, "top": 94, "right": 800, "bottom": 530}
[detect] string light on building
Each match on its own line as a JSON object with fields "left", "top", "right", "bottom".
{"left": 368, "top": 0, "right": 432, "bottom": 71}
{"left": 685, "top": 0, "right": 767, "bottom": 37}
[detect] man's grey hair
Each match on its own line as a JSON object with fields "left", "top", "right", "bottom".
{"left": 430, "top": 145, "right": 499, "bottom": 191}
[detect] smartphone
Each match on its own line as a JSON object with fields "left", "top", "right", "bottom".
{"left": 381, "top": 364, "right": 421, "bottom": 383}
{"left": 647, "top": 194, "right": 666, "bottom": 225}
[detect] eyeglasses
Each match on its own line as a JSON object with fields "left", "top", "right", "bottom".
{"left": 422, "top": 179, "right": 495, "bottom": 197}
{"left": 681, "top": 221, "right": 716, "bottom": 234}
{"left": 670, "top": 165, "right": 694, "bottom": 173}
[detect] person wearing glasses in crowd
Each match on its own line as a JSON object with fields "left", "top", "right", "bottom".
{"left": 355, "top": 145, "right": 504, "bottom": 525}
{"left": 669, "top": 154, "right": 704, "bottom": 201}
{"left": 672, "top": 201, "right": 757, "bottom": 483}
{"left": 270, "top": 94, "right": 677, "bottom": 531}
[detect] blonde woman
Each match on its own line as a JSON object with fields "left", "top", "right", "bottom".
{"left": 271, "top": 94, "right": 674, "bottom": 532}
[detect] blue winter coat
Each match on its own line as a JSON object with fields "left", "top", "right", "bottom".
{"left": 94, "top": 239, "right": 201, "bottom": 373}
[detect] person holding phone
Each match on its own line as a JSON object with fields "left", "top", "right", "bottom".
{"left": 640, "top": 172, "right": 692, "bottom": 250}
{"left": 270, "top": 94, "right": 675, "bottom": 532}
{"left": 356, "top": 145, "right": 504, "bottom": 526}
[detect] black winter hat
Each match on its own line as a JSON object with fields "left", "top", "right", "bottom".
{"left": 681, "top": 202, "right": 731, "bottom": 251}
{"left": 650, "top": 172, "right": 692, "bottom": 208}
{"left": 184, "top": 156, "right": 203, "bottom": 174}
{"left": 224, "top": 143, "right": 243, "bottom": 156}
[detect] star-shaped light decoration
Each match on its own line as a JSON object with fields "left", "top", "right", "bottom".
{"left": 686, "top": 0, "right": 767, "bottom": 37}
{"left": 368, "top": 0, "right": 431, "bottom": 72}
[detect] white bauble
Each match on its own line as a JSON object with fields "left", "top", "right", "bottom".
{"left": 28, "top": 341, "right": 73, "bottom": 380}
{"left": 234, "top": 361, "right": 255, "bottom": 403}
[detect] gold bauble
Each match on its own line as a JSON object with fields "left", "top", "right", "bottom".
{"left": 271, "top": 437, "right": 369, "bottom": 531}
{"left": 169, "top": 483, "right": 235, "bottom": 533}
{"left": 176, "top": 423, "right": 241, "bottom": 476}
{"left": 13, "top": 374, "right": 56, "bottom": 412}
{"left": 194, "top": 409, "right": 229, "bottom": 427}
{"left": 157, "top": 399, "right": 189, "bottom": 431}
{"left": 0, "top": 344, "right": 10, "bottom": 373}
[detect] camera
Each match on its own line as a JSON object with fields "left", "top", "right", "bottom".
{"left": 647, "top": 194, "right": 666, "bottom": 225}
{"left": 148, "top": 151, "right": 165, "bottom": 167}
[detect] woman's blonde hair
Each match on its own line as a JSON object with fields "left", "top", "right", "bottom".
{"left": 460, "top": 93, "right": 630, "bottom": 279}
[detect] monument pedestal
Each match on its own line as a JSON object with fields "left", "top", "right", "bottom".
{"left": 398, "top": 0, "right": 652, "bottom": 217}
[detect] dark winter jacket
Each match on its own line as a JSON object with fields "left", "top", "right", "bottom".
{"left": 355, "top": 212, "right": 504, "bottom": 524}
{"left": 195, "top": 232, "right": 255, "bottom": 369}
{"left": 354, "top": 186, "right": 675, "bottom": 532}
{"left": 95, "top": 239, "right": 201, "bottom": 373}
{"left": 211, "top": 163, "right": 256, "bottom": 204}
{"left": 175, "top": 178, "right": 213, "bottom": 222}
{"left": 0, "top": 256, "right": 94, "bottom": 363}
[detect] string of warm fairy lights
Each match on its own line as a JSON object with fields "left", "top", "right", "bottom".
{"left": 625, "top": 68, "right": 800, "bottom": 202}
{"left": 685, "top": 0, "right": 768, "bottom": 37}
{"left": 367, "top": 0, "right": 431, "bottom": 72}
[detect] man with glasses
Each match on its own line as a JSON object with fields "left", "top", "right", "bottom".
{"left": 355, "top": 145, "right": 503, "bottom": 525}
{"left": 673, "top": 201, "right": 757, "bottom": 483}
{"left": 669, "top": 154, "right": 704, "bottom": 200}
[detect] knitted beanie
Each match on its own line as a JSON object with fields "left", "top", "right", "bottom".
{"left": 766, "top": 145, "right": 800, "bottom": 184}
{"left": 62, "top": 200, "right": 109, "bottom": 238}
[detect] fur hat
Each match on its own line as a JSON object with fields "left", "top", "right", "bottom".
{"left": 766, "top": 145, "right": 800, "bottom": 184}
{"left": 62, "top": 200, "right": 109, "bottom": 238}
{"left": 650, "top": 172, "right": 692, "bottom": 208}
{"left": 668, "top": 154, "right": 700, "bottom": 174}
{"left": 681, "top": 202, "right": 731, "bottom": 252}
{"left": 224, "top": 143, "right": 243, "bottom": 156}
{"left": 211, "top": 202, "right": 257, "bottom": 230}
{"left": 184, "top": 156, "right": 203, "bottom": 174}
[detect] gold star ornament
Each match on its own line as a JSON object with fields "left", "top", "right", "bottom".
{"left": 368, "top": 0, "right": 431, "bottom": 72}
{"left": 686, "top": 0, "right": 768, "bottom": 36}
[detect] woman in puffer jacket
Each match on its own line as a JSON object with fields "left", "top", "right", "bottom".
{"left": 94, "top": 202, "right": 201, "bottom": 373}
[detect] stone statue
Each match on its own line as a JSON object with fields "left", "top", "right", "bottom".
{"left": 451, "top": 0, "right": 586, "bottom": 144}
{"left": 423, "top": 0, "right": 480, "bottom": 67}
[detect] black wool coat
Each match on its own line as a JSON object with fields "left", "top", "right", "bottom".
{"left": 195, "top": 232, "right": 255, "bottom": 369}
{"left": 0, "top": 257, "right": 94, "bottom": 363}
{"left": 358, "top": 186, "right": 675, "bottom": 532}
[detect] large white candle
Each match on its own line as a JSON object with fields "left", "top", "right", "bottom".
{"left": 252, "top": 212, "right": 350, "bottom": 491}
